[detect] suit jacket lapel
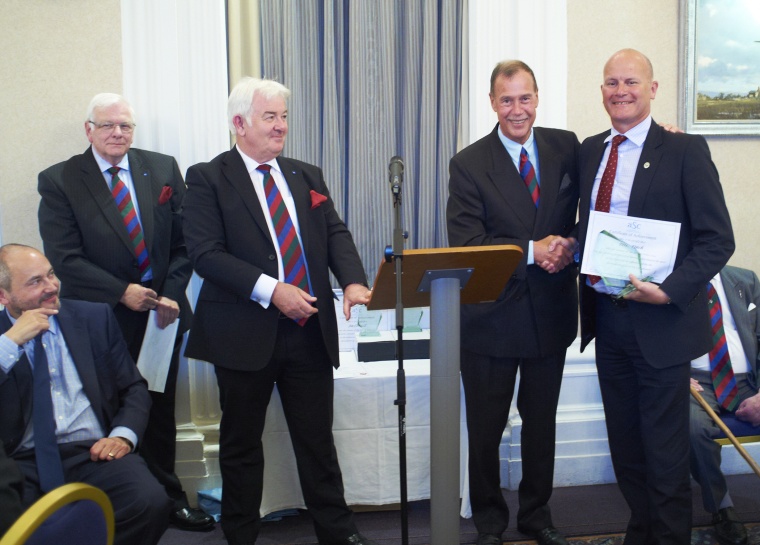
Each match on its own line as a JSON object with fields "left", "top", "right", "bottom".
{"left": 222, "top": 148, "right": 274, "bottom": 245}
{"left": 80, "top": 147, "right": 135, "bottom": 252}
{"left": 485, "top": 129, "right": 536, "bottom": 233}
{"left": 579, "top": 133, "right": 608, "bottom": 253}
{"left": 129, "top": 150, "right": 155, "bottom": 254}
{"left": 627, "top": 122, "right": 664, "bottom": 218}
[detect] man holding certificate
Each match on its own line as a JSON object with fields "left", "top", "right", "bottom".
{"left": 577, "top": 49, "right": 735, "bottom": 545}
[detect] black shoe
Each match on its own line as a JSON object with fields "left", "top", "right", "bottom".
{"left": 712, "top": 507, "right": 748, "bottom": 545}
{"left": 518, "top": 525, "right": 568, "bottom": 545}
{"left": 340, "top": 533, "right": 378, "bottom": 545}
{"left": 169, "top": 507, "right": 216, "bottom": 532}
{"left": 476, "top": 533, "right": 502, "bottom": 545}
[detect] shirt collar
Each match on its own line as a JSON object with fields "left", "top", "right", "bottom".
{"left": 92, "top": 147, "right": 130, "bottom": 175}
{"left": 497, "top": 127, "right": 535, "bottom": 158}
{"left": 236, "top": 144, "right": 281, "bottom": 175}
{"left": 606, "top": 115, "right": 652, "bottom": 148}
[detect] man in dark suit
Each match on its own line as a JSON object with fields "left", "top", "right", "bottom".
{"left": 36, "top": 93, "right": 213, "bottom": 531}
{"left": 577, "top": 49, "right": 735, "bottom": 545}
{"left": 690, "top": 265, "right": 760, "bottom": 545}
{"left": 0, "top": 244, "right": 171, "bottom": 545}
{"left": 181, "top": 77, "right": 374, "bottom": 545}
{"left": 447, "top": 60, "right": 579, "bottom": 545}
{"left": 0, "top": 439, "right": 23, "bottom": 538}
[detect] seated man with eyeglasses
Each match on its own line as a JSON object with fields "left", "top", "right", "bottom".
{"left": 37, "top": 93, "right": 213, "bottom": 532}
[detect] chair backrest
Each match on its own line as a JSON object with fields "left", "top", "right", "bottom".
{"left": 0, "top": 482, "right": 114, "bottom": 545}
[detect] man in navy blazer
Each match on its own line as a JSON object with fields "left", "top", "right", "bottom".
{"left": 0, "top": 244, "right": 170, "bottom": 545}
{"left": 690, "top": 265, "right": 760, "bottom": 545}
{"left": 577, "top": 49, "right": 734, "bottom": 545}
{"left": 37, "top": 93, "right": 212, "bottom": 531}
{"left": 447, "top": 60, "right": 579, "bottom": 545}
{"left": 182, "top": 78, "right": 373, "bottom": 545}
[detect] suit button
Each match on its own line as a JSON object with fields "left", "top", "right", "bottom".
{"left": 268, "top": 254, "right": 276, "bottom": 261}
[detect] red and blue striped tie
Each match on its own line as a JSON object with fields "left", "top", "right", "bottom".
{"left": 707, "top": 282, "right": 739, "bottom": 410}
{"left": 258, "top": 164, "right": 312, "bottom": 325}
{"left": 108, "top": 167, "right": 151, "bottom": 280}
{"left": 519, "top": 147, "right": 539, "bottom": 207}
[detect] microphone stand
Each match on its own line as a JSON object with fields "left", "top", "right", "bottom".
{"left": 388, "top": 169, "right": 408, "bottom": 545}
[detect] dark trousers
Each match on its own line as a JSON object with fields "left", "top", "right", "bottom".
{"left": 214, "top": 317, "right": 356, "bottom": 545}
{"left": 14, "top": 440, "right": 171, "bottom": 545}
{"left": 114, "top": 304, "right": 188, "bottom": 509}
{"left": 461, "top": 348, "right": 566, "bottom": 535}
{"left": 595, "top": 295, "right": 692, "bottom": 545}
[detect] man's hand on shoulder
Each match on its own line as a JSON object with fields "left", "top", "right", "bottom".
{"left": 5, "top": 308, "right": 58, "bottom": 346}
{"left": 120, "top": 283, "right": 159, "bottom": 312}
{"left": 735, "top": 392, "right": 760, "bottom": 427}
{"left": 271, "top": 282, "right": 318, "bottom": 321}
{"left": 535, "top": 235, "right": 575, "bottom": 273}
{"left": 342, "top": 283, "right": 372, "bottom": 320}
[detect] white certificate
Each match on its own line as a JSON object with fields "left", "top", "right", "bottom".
{"left": 136, "top": 311, "right": 179, "bottom": 393}
{"left": 581, "top": 211, "right": 681, "bottom": 283}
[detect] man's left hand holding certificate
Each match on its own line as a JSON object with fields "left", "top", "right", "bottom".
{"left": 582, "top": 211, "right": 680, "bottom": 301}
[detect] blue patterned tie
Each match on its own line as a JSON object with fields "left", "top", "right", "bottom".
{"left": 258, "top": 164, "right": 312, "bottom": 325}
{"left": 519, "top": 147, "right": 539, "bottom": 207}
{"left": 32, "top": 334, "right": 65, "bottom": 491}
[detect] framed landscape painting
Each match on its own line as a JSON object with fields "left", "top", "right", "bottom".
{"left": 679, "top": 0, "right": 760, "bottom": 135}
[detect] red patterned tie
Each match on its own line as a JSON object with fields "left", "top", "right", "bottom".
{"left": 707, "top": 282, "right": 739, "bottom": 410}
{"left": 519, "top": 147, "right": 539, "bottom": 207}
{"left": 589, "top": 135, "right": 627, "bottom": 285}
{"left": 258, "top": 164, "right": 312, "bottom": 325}
{"left": 108, "top": 167, "right": 151, "bottom": 279}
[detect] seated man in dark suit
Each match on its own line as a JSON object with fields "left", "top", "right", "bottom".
{"left": 0, "top": 243, "right": 171, "bottom": 545}
{"left": 0, "top": 438, "right": 23, "bottom": 538}
{"left": 690, "top": 265, "right": 760, "bottom": 545}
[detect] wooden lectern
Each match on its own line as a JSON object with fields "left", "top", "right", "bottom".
{"left": 367, "top": 245, "right": 522, "bottom": 545}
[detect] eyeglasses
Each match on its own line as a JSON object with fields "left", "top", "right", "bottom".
{"left": 88, "top": 121, "right": 136, "bottom": 134}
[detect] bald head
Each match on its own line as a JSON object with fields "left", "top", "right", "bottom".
{"left": 604, "top": 49, "right": 654, "bottom": 81}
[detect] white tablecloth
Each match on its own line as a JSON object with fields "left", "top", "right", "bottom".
{"left": 259, "top": 354, "right": 468, "bottom": 516}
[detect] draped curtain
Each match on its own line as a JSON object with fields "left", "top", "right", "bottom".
{"left": 255, "top": 0, "right": 464, "bottom": 281}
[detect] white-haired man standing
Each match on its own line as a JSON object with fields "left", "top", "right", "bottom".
{"left": 182, "top": 77, "right": 374, "bottom": 545}
{"left": 37, "top": 93, "right": 213, "bottom": 532}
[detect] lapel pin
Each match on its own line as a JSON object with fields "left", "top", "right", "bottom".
{"left": 643, "top": 162, "right": 650, "bottom": 169}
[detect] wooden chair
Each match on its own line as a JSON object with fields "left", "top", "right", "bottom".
{"left": 690, "top": 385, "right": 760, "bottom": 478}
{"left": 0, "top": 483, "right": 114, "bottom": 545}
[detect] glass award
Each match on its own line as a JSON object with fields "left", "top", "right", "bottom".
{"left": 402, "top": 308, "right": 423, "bottom": 333}
{"left": 592, "top": 230, "right": 652, "bottom": 296}
{"left": 357, "top": 307, "right": 382, "bottom": 337}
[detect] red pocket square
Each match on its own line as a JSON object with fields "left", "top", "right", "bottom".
{"left": 158, "top": 185, "right": 173, "bottom": 205}
{"left": 310, "top": 190, "right": 327, "bottom": 209}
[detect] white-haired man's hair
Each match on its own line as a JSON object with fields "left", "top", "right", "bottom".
{"left": 227, "top": 77, "right": 290, "bottom": 133}
{"left": 86, "top": 93, "right": 135, "bottom": 124}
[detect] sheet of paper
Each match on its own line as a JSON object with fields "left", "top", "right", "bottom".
{"left": 581, "top": 211, "right": 681, "bottom": 283}
{"left": 136, "top": 310, "right": 179, "bottom": 393}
